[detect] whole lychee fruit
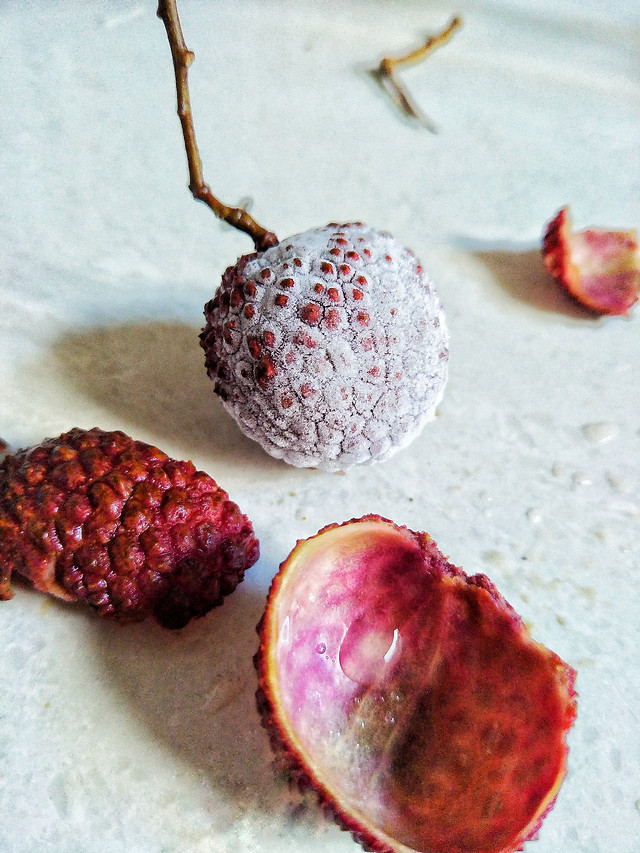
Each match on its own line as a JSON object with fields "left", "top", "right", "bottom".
{"left": 200, "top": 222, "right": 449, "bottom": 471}
{"left": 0, "top": 427, "right": 259, "bottom": 628}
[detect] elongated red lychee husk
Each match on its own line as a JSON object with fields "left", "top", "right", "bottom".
{"left": 255, "top": 515, "right": 577, "bottom": 853}
{"left": 542, "top": 206, "right": 640, "bottom": 315}
{"left": 0, "top": 427, "right": 259, "bottom": 627}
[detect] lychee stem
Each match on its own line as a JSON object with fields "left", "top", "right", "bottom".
{"left": 157, "top": 0, "right": 279, "bottom": 252}
{"left": 373, "top": 15, "right": 462, "bottom": 130}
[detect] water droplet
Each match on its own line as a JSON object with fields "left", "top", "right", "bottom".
{"left": 339, "top": 620, "right": 401, "bottom": 685}
{"left": 279, "top": 615, "right": 290, "bottom": 647}
{"left": 315, "top": 642, "right": 327, "bottom": 655}
{"left": 572, "top": 471, "right": 593, "bottom": 487}
{"left": 526, "top": 507, "right": 543, "bottom": 524}
{"left": 384, "top": 627, "right": 400, "bottom": 662}
{"left": 582, "top": 421, "right": 618, "bottom": 444}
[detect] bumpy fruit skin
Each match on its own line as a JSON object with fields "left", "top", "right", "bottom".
{"left": 542, "top": 206, "right": 640, "bottom": 315}
{"left": 0, "top": 428, "right": 259, "bottom": 628}
{"left": 201, "top": 223, "right": 449, "bottom": 471}
{"left": 255, "top": 516, "right": 577, "bottom": 853}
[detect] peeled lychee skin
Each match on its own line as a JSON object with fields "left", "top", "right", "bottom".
{"left": 0, "top": 427, "right": 259, "bottom": 628}
{"left": 201, "top": 223, "right": 449, "bottom": 471}
{"left": 255, "top": 516, "right": 577, "bottom": 853}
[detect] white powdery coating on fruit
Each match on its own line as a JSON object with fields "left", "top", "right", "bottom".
{"left": 202, "top": 223, "right": 449, "bottom": 471}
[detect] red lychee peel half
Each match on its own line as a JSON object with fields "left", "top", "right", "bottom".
{"left": 201, "top": 223, "right": 449, "bottom": 471}
{"left": 0, "top": 427, "right": 259, "bottom": 627}
{"left": 542, "top": 206, "right": 640, "bottom": 315}
{"left": 255, "top": 516, "right": 577, "bottom": 853}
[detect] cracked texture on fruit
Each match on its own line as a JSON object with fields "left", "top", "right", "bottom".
{"left": 201, "top": 223, "right": 449, "bottom": 471}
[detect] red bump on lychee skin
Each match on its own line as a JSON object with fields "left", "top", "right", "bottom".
{"left": 0, "top": 428, "right": 259, "bottom": 627}
{"left": 255, "top": 516, "right": 577, "bottom": 853}
{"left": 255, "top": 355, "right": 277, "bottom": 387}
{"left": 542, "top": 206, "right": 640, "bottom": 315}
{"left": 200, "top": 223, "right": 449, "bottom": 471}
{"left": 300, "top": 302, "right": 322, "bottom": 326}
{"left": 247, "top": 335, "right": 262, "bottom": 359}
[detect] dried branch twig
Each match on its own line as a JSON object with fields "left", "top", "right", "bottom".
{"left": 373, "top": 16, "right": 462, "bottom": 131}
{"left": 157, "top": 0, "right": 278, "bottom": 251}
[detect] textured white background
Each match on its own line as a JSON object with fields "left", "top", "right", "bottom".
{"left": 0, "top": 1, "right": 639, "bottom": 851}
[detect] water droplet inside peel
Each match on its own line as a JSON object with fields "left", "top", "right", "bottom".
{"left": 315, "top": 642, "right": 327, "bottom": 655}
{"left": 279, "top": 615, "right": 290, "bottom": 647}
{"left": 339, "top": 620, "right": 401, "bottom": 685}
{"left": 582, "top": 421, "right": 618, "bottom": 444}
{"left": 384, "top": 627, "right": 400, "bottom": 663}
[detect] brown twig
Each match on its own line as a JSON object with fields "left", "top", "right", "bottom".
{"left": 373, "top": 15, "right": 462, "bottom": 131}
{"left": 157, "top": 0, "right": 278, "bottom": 251}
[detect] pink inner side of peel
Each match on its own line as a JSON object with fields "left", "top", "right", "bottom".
{"left": 271, "top": 521, "right": 574, "bottom": 853}
{"left": 568, "top": 228, "right": 640, "bottom": 313}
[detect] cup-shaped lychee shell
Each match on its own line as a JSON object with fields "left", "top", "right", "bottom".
{"left": 255, "top": 516, "right": 577, "bottom": 853}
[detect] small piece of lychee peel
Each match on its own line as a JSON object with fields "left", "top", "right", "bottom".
{"left": 0, "top": 427, "right": 259, "bottom": 627}
{"left": 201, "top": 223, "right": 448, "bottom": 472}
{"left": 542, "top": 206, "right": 640, "bottom": 315}
{"left": 255, "top": 515, "right": 577, "bottom": 853}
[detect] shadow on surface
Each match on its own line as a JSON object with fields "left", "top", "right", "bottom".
{"left": 50, "top": 320, "right": 284, "bottom": 471}
{"left": 88, "top": 578, "right": 302, "bottom": 818}
{"left": 462, "top": 241, "right": 598, "bottom": 321}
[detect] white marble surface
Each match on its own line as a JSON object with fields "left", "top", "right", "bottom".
{"left": 1, "top": 1, "right": 639, "bottom": 851}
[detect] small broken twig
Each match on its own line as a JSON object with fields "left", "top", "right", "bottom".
{"left": 157, "top": 0, "right": 278, "bottom": 251}
{"left": 372, "top": 15, "right": 462, "bottom": 131}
